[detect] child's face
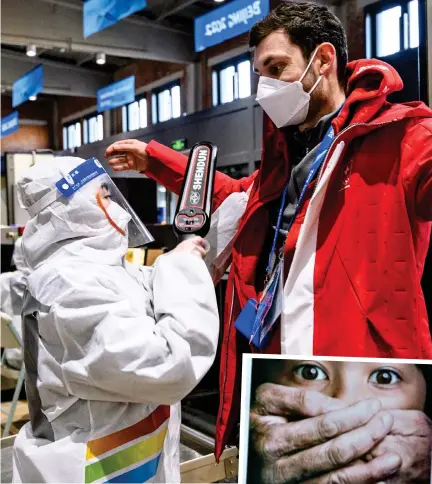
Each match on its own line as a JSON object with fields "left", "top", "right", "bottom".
{"left": 273, "top": 361, "right": 426, "bottom": 411}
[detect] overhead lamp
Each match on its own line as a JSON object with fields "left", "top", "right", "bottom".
{"left": 29, "top": 95, "right": 37, "bottom": 101}
{"left": 214, "top": 0, "right": 225, "bottom": 3}
{"left": 96, "top": 53, "right": 106, "bottom": 65}
{"left": 26, "top": 44, "right": 37, "bottom": 57}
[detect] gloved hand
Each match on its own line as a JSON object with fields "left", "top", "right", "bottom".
{"left": 172, "top": 237, "right": 210, "bottom": 259}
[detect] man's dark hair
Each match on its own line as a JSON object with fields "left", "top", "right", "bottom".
{"left": 249, "top": 1, "right": 348, "bottom": 86}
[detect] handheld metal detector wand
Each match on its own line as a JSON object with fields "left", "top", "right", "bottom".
{"left": 173, "top": 141, "right": 218, "bottom": 240}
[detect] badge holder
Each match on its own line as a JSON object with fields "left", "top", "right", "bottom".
{"left": 233, "top": 125, "right": 336, "bottom": 350}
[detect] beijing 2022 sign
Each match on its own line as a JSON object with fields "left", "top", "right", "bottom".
{"left": 194, "top": 0, "right": 270, "bottom": 52}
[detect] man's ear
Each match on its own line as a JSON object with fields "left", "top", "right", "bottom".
{"left": 316, "top": 42, "right": 337, "bottom": 77}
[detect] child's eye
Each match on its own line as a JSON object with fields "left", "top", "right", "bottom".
{"left": 293, "top": 364, "right": 329, "bottom": 381}
{"left": 369, "top": 369, "right": 401, "bottom": 385}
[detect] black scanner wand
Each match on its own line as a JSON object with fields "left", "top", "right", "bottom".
{"left": 173, "top": 142, "right": 218, "bottom": 240}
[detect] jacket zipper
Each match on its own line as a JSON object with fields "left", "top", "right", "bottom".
{"left": 217, "top": 117, "right": 400, "bottom": 439}
{"left": 311, "top": 118, "right": 399, "bottom": 198}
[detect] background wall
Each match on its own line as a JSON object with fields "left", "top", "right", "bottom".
{"left": 3, "top": 0, "right": 430, "bottom": 154}
{"left": 1, "top": 95, "right": 53, "bottom": 152}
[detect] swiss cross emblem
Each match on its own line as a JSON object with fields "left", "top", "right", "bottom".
{"left": 340, "top": 161, "right": 352, "bottom": 191}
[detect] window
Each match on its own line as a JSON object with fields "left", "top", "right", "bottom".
{"left": 212, "top": 54, "right": 251, "bottom": 107}
{"left": 365, "top": 0, "right": 420, "bottom": 58}
{"left": 83, "top": 113, "right": 104, "bottom": 144}
{"left": 122, "top": 96, "right": 147, "bottom": 133}
{"left": 63, "top": 121, "right": 81, "bottom": 150}
{"left": 62, "top": 112, "right": 103, "bottom": 150}
{"left": 151, "top": 82, "right": 181, "bottom": 124}
{"left": 377, "top": 6, "right": 402, "bottom": 57}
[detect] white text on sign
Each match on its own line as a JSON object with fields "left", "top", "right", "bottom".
{"left": 204, "top": 1, "right": 262, "bottom": 37}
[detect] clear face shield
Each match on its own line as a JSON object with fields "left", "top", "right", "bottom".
{"left": 55, "top": 158, "right": 154, "bottom": 247}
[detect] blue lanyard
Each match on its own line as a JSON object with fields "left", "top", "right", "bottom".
{"left": 265, "top": 125, "right": 335, "bottom": 277}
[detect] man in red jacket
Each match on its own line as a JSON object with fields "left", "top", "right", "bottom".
{"left": 106, "top": 0, "right": 432, "bottom": 473}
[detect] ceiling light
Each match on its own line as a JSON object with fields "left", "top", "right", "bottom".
{"left": 26, "top": 44, "right": 37, "bottom": 57}
{"left": 214, "top": 0, "right": 225, "bottom": 3}
{"left": 29, "top": 95, "right": 37, "bottom": 101}
{"left": 96, "top": 53, "right": 106, "bottom": 65}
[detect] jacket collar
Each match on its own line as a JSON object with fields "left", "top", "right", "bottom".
{"left": 255, "top": 59, "right": 431, "bottom": 205}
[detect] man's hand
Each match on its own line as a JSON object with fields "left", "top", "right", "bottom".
{"left": 250, "top": 383, "right": 402, "bottom": 484}
{"left": 105, "top": 139, "right": 149, "bottom": 172}
{"left": 365, "top": 410, "right": 432, "bottom": 484}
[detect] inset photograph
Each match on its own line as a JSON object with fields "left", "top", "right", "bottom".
{"left": 239, "top": 356, "right": 432, "bottom": 484}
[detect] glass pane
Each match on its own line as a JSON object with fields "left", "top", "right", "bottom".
{"left": 122, "top": 106, "right": 128, "bottom": 132}
{"left": 408, "top": 0, "right": 419, "bottom": 48}
{"left": 156, "top": 184, "right": 167, "bottom": 224}
{"left": 158, "top": 89, "right": 172, "bottom": 122}
{"left": 376, "top": 6, "right": 402, "bottom": 57}
{"left": 220, "top": 65, "right": 235, "bottom": 104}
{"left": 139, "top": 99, "right": 147, "bottom": 128}
{"left": 152, "top": 93, "right": 158, "bottom": 124}
{"left": 128, "top": 101, "right": 139, "bottom": 131}
{"left": 403, "top": 12, "right": 409, "bottom": 49}
{"left": 63, "top": 127, "right": 68, "bottom": 150}
{"left": 171, "top": 85, "right": 181, "bottom": 119}
{"left": 89, "top": 117, "right": 96, "bottom": 143}
{"left": 83, "top": 119, "right": 88, "bottom": 144}
{"left": 68, "top": 124, "right": 75, "bottom": 148}
{"left": 97, "top": 114, "right": 103, "bottom": 141}
{"left": 212, "top": 70, "right": 218, "bottom": 107}
{"left": 75, "top": 122, "right": 81, "bottom": 147}
{"left": 365, "top": 14, "right": 372, "bottom": 58}
{"left": 238, "top": 60, "right": 251, "bottom": 99}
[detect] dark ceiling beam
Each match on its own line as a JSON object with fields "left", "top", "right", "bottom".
{"left": 2, "top": 0, "right": 195, "bottom": 63}
{"left": 156, "top": 0, "right": 200, "bottom": 21}
{"left": 1, "top": 48, "right": 111, "bottom": 97}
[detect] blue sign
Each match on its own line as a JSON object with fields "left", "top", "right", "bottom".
{"left": 12, "top": 65, "right": 44, "bottom": 108}
{"left": 195, "top": 0, "right": 270, "bottom": 52}
{"left": 97, "top": 76, "right": 135, "bottom": 113}
{"left": 117, "top": 0, "right": 147, "bottom": 21}
{"left": 1, "top": 111, "right": 19, "bottom": 138}
{"left": 84, "top": 0, "right": 146, "bottom": 38}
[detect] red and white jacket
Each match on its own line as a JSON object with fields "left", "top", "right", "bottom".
{"left": 144, "top": 59, "right": 432, "bottom": 458}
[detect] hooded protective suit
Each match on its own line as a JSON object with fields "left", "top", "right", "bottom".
{"left": 12, "top": 156, "right": 219, "bottom": 483}
{"left": 0, "top": 237, "right": 32, "bottom": 369}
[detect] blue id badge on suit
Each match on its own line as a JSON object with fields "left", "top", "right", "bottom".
{"left": 234, "top": 124, "right": 336, "bottom": 349}
{"left": 234, "top": 261, "right": 284, "bottom": 349}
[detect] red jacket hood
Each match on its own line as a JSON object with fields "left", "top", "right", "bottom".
{"left": 257, "top": 59, "right": 432, "bottom": 202}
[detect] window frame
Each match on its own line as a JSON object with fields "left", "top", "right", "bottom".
{"left": 63, "top": 120, "right": 82, "bottom": 150}
{"left": 151, "top": 81, "right": 182, "bottom": 124}
{"left": 121, "top": 93, "right": 148, "bottom": 133}
{"left": 364, "top": 0, "right": 420, "bottom": 58}
{"left": 83, "top": 112, "right": 104, "bottom": 145}
{"left": 212, "top": 53, "right": 252, "bottom": 107}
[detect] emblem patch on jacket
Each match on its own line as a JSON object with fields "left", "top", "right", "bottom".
{"left": 339, "top": 161, "right": 352, "bottom": 191}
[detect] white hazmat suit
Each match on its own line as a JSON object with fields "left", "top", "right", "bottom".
{"left": 12, "top": 156, "right": 219, "bottom": 483}
{"left": 0, "top": 237, "right": 31, "bottom": 369}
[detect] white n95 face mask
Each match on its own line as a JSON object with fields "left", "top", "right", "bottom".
{"left": 256, "top": 48, "right": 322, "bottom": 128}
